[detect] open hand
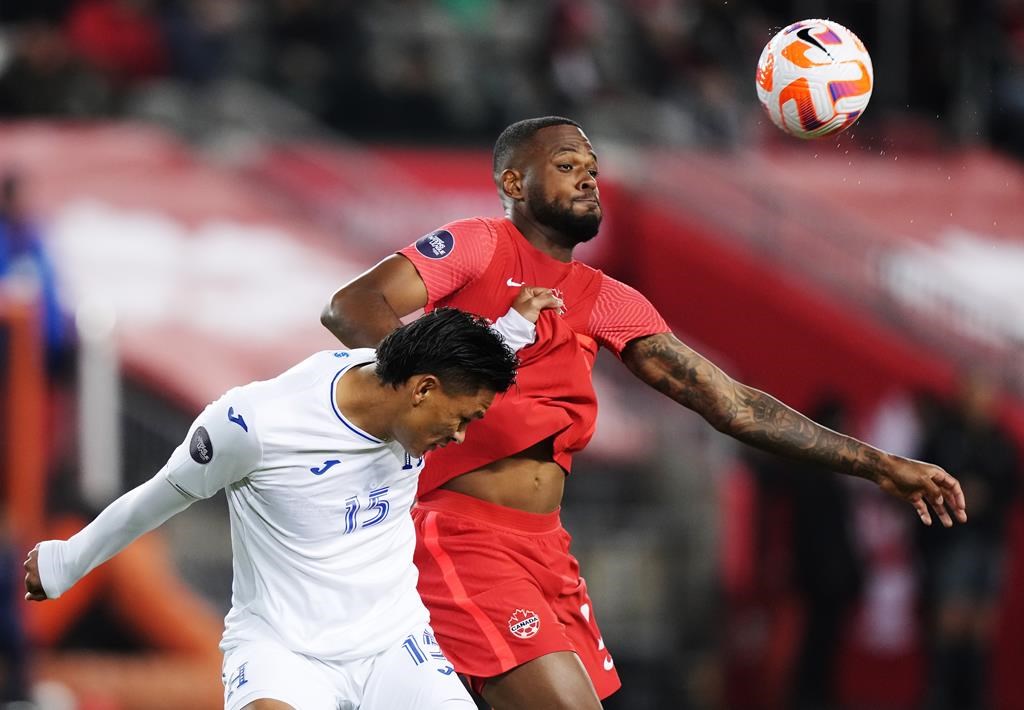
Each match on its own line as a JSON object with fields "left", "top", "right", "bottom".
{"left": 24, "top": 545, "right": 47, "bottom": 601}
{"left": 877, "top": 458, "right": 967, "bottom": 527}
{"left": 511, "top": 286, "right": 564, "bottom": 323}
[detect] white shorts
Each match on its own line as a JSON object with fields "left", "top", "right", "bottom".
{"left": 221, "top": 624, "right": 475, "bottom": 710}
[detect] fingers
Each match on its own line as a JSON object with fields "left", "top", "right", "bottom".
{"left": 512, "top": 286, "right": 564, "bottom": 318}
{"left": 930, "top": 493, "right": 953, "bottom": 528}
{"left": 914, "top": 475, "right": 952, "bottom": 528}
{"left": 912, "top": 494, "right": 933, "bottom": 526}
{"left": 917, "top": 469, "right": 968, "bottom": 528}
{"left": 23, "top": 546, "right": 47, "bottom": 602}
{"left": 525, "top": 287, "right": 563, "bottom": 309}
{"left": 883, "top": 462, "right": 968, "bottom": 528}
{"left": 938, "top": 473, "right": 968, "bottom": 523}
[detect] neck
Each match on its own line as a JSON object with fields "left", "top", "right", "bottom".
{"left": 508, "top": 209, "right": 574, "bottom": 263}
{"left": 334, "top": 363, "right": 395, "bottom": 441}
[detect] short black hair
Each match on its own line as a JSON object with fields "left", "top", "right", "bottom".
{"left": 376, "top": 308, "right": 517, "bottom": 395}
{"left": 492, "top": 116, "right": 582, "bottom": 184}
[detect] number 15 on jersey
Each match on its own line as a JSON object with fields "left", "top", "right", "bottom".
{"left": 342, "top": 487, "right": 390, "bottom": 534}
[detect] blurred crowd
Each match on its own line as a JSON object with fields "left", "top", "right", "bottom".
{"left": 741, "top": 377, "right": 1020, "bottom": 710}
{"left": 1, "top": 0, "right": 1024, "bottom": 154}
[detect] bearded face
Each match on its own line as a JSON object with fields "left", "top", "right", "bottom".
{"left": 526, "top": 179, "right": 602, "bottom": 246}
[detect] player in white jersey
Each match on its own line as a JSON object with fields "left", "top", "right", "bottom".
{"left": 23, "top": 300, "right": 559, "bottom": 710}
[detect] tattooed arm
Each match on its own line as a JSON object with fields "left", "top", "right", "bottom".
{"left": 622, "top": 332, "right": 967, "bottom": 527}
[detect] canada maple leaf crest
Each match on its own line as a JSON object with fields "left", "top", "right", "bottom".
{"left": 507, "top": 608, "right": 541, "bottom": 639}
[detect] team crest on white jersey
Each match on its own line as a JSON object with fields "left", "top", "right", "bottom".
{"left": 507, "top": 609, "right": 541, "bottom": 639}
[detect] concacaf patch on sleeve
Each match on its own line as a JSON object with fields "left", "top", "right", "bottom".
{"left": 189, "top": 426, "right": 214, "bottom": 464}
{"left": 414, "top": 229, "right": 455, "bottom": 260}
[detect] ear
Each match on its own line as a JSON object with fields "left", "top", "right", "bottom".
{"left": 411, "top": 374, "right": 441, "bottom": 406}
{"left": 500, "top": 168, "right": 524, "bottom": 202}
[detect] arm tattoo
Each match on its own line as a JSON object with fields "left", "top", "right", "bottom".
{"left": 624, "top": 333, "right": 885, "bottom": 481}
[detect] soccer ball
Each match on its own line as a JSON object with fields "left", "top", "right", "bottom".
{"left": 755, "top": 19, "right": 873, "bottom": 139}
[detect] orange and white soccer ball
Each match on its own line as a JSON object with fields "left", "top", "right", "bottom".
{"left": 755, "top": 19, "right": 873, "bottom": 139}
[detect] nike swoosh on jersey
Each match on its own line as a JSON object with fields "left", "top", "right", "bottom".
{"left": 310, "top": 459, "right": 341, "bottom": 475}
{"left": 506, "top": 278, "right": 524, "bottom": 287}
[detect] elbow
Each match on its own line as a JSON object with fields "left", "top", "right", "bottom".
{"left": 320, "top": 296, "right": 351, "bottom": 343}
{"left": 320, "top": 300, "right": 340, "bottom": 332}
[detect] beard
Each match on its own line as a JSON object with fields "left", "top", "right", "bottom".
{"left": 528, "top": 183, "right": 602, "bottom": 246}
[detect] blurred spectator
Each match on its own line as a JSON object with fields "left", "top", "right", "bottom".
{"left": 261, "top": 0, "right": 340, "bottom": 114}
{"left": 914, "top": 375, "right": 1020, "bottom": 710}
{"left": 0, "top": 0, "right": 73, "bottom": 25}
{"left": 0, "top": 20, "right": 109, "bottom": 117}
{"left": 65, "top": 0, "right": 168, "bottom": 85}
{"left": 0, "top": 170, "right": 71, "bottom": 374}
{"left": 992, "top": 0, "right": 1024, "bottom": 157}
{"left": 747, "top": 395, "right": 864, "bottom": 710}
{"left": 155, "top": 0, "right": 242, "bottom": 85}
{"left": 1, "top": 0, "right": 1022, "bottom": 153}
{"left": 538, "top": 0, "right": 607, "bottom": 113}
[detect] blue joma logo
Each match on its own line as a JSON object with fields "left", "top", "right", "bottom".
{"left": 311, "top": 459, "right": 341, "bottom": 476}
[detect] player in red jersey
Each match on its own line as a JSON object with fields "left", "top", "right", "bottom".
{"left": 321, "top": 116, "right": 967, "bottom": 709}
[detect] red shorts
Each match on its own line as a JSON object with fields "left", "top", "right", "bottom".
{"left": 412, "top": 490, "right": 621, "bottom": 699}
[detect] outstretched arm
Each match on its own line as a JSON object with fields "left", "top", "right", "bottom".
{"left": 26, "top": 391, "right": 261, "bottom": 601}
{"left": 24, "top": 476, "right": 194, "bottom": 601}
{"left": 623, "top": 332, "right": 967, "bottom": 527}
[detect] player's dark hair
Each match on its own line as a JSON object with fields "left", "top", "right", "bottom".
{"left": 492, "top": 116, "right": 582, "bottom": 183}
{"left": 375, "top": 308, "right": 517, "bottom": 394}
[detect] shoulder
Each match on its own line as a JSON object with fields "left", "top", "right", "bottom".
{"left": 595, "top": 271, "right": 649, "bottom": 301}
{"left": 586, "top": 273, "right": 670, "bottom": 353}
{"left": 411, "top": 218, "right": 499, "bottom": 257}
{"left": 400, "top": 219, "right": 503, "bottom": 298}
{"left": 163, "top": 387, "right": 264, "bottom": 499}
{"left": 259, "top": 349, "right": 373, "bottom": 388}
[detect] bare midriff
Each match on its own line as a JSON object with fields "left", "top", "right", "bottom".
{"left": 439, "top": 437, "right": 566, "bottom": 514}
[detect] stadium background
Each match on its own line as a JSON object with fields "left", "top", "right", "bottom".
{"left": 1, "top": 0, "right": 1023, "bottom": 708}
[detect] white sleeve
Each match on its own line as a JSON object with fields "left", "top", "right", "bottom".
{"left": 35, "top": 475, "right": 194, "bottom": 599}
{"left": 162, "top": 388, "right": 262, "bottom": 499}
{"left": 491, "top": 307, "right": 537, "bottom": 353}
{"left": 35, "top": 389, "right": 261, "bottom": 600}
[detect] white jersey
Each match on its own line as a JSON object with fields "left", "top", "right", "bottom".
{"left": 161, "top": 349, "right": 428, "bottom": 661}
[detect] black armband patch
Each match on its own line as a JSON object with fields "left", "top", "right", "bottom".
{"left": 189, "top": 426, "right": 214, "bottom": 464}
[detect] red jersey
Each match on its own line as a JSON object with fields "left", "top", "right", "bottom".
{"left": 399, "top": 217, "right": 669, "bottom": 495}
